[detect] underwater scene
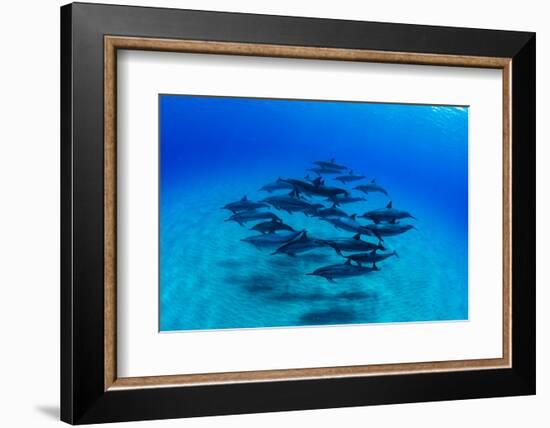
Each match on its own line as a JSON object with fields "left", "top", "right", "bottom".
{"left": 159, "top": 95, "right": 468, "bottom": 331}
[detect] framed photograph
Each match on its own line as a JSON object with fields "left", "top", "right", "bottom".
{"left": 61, "top": 2, "right": 535, "bottom": 424}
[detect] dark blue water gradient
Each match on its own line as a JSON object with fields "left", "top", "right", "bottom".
{"left": 159, "top": 95, "right": 468, "bottom": 331}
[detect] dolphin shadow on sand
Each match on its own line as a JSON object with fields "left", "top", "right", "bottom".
{"left": 267, "top": 290, "right": 377, "bottom": 304}
{"left": 243, "top": 284, "right": 277, "bottom": 293}
{"left": 299, "top": 307, "right": 359, "bottom": 325}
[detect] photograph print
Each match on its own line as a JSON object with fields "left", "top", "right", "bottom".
{"left": 159, "top": 95, "right": 468, "bottom": 331}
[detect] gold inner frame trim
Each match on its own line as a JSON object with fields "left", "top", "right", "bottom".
{"left": 104, "top": 35, "right": 512, "bottom": 391}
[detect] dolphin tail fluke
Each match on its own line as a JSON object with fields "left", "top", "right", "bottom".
{"left": 393, "top": 250, "right": 400, "bottom": 258}
{"left": 373, "top": 262, "right": 379, "bottom": 271}
{"left": 378, "top": 241, "right": 386, "bottom": 251}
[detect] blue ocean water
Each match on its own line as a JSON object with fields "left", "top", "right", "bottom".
{"left": 159, "top": 95, "right": 468, "bottom": 331}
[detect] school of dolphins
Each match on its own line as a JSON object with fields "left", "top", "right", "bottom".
{"left": 223, "top": 159, "right": 416, "bottom": 282}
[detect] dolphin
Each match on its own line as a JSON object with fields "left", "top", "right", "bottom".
{"left": 316, "top": 203, "right": 349, "bottom": 218}
{"left": 312, "top": 158, "right": 348, "bottom": 171}
{"left": 354, "top": 179, "right": 389, "bottom": 196}
{"left": 364, "top": 222, "right": 415, "bottom": 237}
{"left": 325, "top": 195, "right": 367, "bottom": 206}
{"left": 308, "top": 167, "right": 342, "bottom": 176}
{"left": 222, "top": 195, "right": 270, "bottom": 213}
{"left": 361, "top": 201, "right": 415, "bottom": 224}
{"left": 321, "top": 233, "right": 385, "bottom": 256}
{"left": 278, "top": 177, "right": 349, "bottom": 199}
{"left": 225, "top": 210, "right": 282, "bottom": 226}
{"left": 306, "top": 203, "right": 326, "bottom": 215}
{"left": 335, "top": 170, "right": 366, "bottom": 184}
{"left": 307, "top": 259, "right": 379, "bottom": 282}
{"left": 249, "top": 219, "right": 295, "bottom": 234}
{"left": 261, "top": 194, "right": 323, "bottom": 216}
{"left": 241, "top": 230, "right": 302, "bottom": 249}
{"left": 259, "top": 180, "right": 294, "bottom": 193}
{"left": 271, "top": 231, "right": 327, "bottom": 257}
{"left": 320, "top": 214, "right": 376, "bottom": 237}
{"left": 344, "top": 249, "right": 399, "bottom": 266}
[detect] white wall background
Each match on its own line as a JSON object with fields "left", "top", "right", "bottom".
{"left": 0, "top": 0, "right": 545, "bottom": 426}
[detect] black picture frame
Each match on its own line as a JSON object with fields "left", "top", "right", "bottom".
{"left": 61, "top": 2, "right": 535, "bottom": 424}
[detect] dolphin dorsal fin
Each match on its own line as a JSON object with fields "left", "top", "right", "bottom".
{"left": 390, "top": 218, "right": 397, "bottom": 224}
{"left": 370, "top": 249, "right": 376, "bottom": 255}
{"left": 331, "top": 203, "right": 337, "bottom": 209}
{"left": 371, "top": 179, "right": 376, "bottom": 184}
{"left": 241, "top": 195, "right": 248, "bottom": 201}
{"left": 350, "top": 214, "right": 357, "bottom": 220}
{"left": 331, "top": 158, "right": 335, "bottom": 162}
{"left": 353, "top": 233, "right": 361, "bottom": 240}
{"left": 313, "top": 177, "right": 322, "bottom": 187}
{"left": 386, "top": 201, "right": 393, "bottom": 209}
{"left": 345, "top": 258, "right": 352, "bottom": 265}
